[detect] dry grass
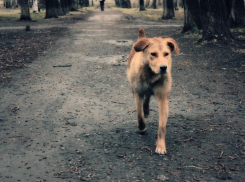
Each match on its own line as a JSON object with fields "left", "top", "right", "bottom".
{"left": 0, "top": 0, "right": 98, "bottom": 22}
{"left": 0, "top": 7, "right": 22, "bottom": 21}
{"left": 0, "top": 9, "right": 89, "bottom": 22}
{"left": 85, "top": 1, "right": 100, "bottom": 10}
{"left": 232, "top": 47, "right": 245, "bottom": 54}
{"left": 109, "top": 4, "right": 184, "bottom": 22}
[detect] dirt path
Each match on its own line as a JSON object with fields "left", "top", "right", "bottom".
{"left": 0, "top": 7, "right": 244, "bottom": 181}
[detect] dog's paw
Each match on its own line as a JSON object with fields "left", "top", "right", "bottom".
{"left": 143, "top": 108, "right": 149, "bottom": 117}
{"left": 138, "top": 128, "right": 146, "bottom": 134}
{"left": 138, "top": 119, "right": 146, "bottom": 131}
{"left": 155, "top": 143, "right": 167, "bottom": 155}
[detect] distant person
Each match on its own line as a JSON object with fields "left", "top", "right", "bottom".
{"left": 99, "top": 0, "right": 105, "bottom": 11}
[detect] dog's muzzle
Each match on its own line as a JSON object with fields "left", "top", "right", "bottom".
{"left": 159, "top": 66, "right": 167, "bottom": 74}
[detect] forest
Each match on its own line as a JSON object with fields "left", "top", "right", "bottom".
{"left": 2, "top": 0, "right": 245, "bottom": 42}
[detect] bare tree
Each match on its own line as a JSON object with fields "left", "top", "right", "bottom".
{"left": 182, "top": 0, "right": 193, "bottom": 32}
{"left": 145, "top": 0, "right": 150, "bottom": 7}
{"left": 60, "top": 0, "right": 69, "bottom": 14}
{"left": 139, "top": 0, "right": 145, "bottom": 10}
{"left": 126, "top": 0, "right": 131, "bottom": 8}
{"left": 45, "top": 0, "right": 58, "bottom": 19}
{"left": 5, "top": 0, "right": 12, "bottom": 8}
{"left": 70, "top": 0, "right": 78, "bottom": 11}
{"left": 115, "top": 0, "right": 131, "bottom": 8}
{"left": 33, "top": 0, "right": 38, "bottom": 13}
{"left": 200, "top": 0, "right": 232, "bottom": 41}
{"left": 162, "top": 0, "right": 175, "bottom": 19}
{"left": 182, "top": 0, "right": 202, "bottom": 32}
{"left": 174, "top": 0, "right": 179, "bottom": 10}
{"left": 56, "top": 0, "right": 66, "bottom": 15}
{"left": 158, "top": 0, "right": 162, "bottom": 7}
{"left": 229, "top": 0, "right": 245, "bottom": 26}
{"left": 151, "top": 0, "right": 157, "bottom": 9}
{"left": 67, "top": 0, "right": 72, "bottom": 10}
{"left": 12, "top": 0, "right": 18, "bottom": 8}
{"left": 115, "top": 0, "right": 120, "bottom": 7}
{"left": 84, "top": 0, "right": 89, "bottom": 7}
{"left": 122, "top": 0, "right": 131, "bottom": 8}
{"left": 19, "top": 0, "right": 31, "bottom": 20}
{"left": 179, "top": 0, "right": 183, "bottom": 8}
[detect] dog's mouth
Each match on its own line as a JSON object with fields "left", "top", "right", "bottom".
{"left": 159, "top": 70, "right": 167, "bottom": 75}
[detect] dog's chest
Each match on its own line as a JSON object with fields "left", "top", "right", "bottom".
{"left": 136, "top": 81, "right": 152, "bottom": 94}
{"left": 134, "top": 73, "right": 165, "bottom": 95}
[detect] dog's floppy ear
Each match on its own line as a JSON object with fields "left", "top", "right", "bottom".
{"left": 134, "top": 38, "right": 150, "bottom": 52}
{"left": 165, "top": 38, "right": 180, "bottom": 54}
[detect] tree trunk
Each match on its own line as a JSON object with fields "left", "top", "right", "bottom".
{"left": 115, "top": 0, "right": 120, "bottom": 7}
{"left": 126, "top": 0, "right": 131, "bottom": 8}
{"left": 65, "top": 0, "right": 70, "bottom": 13}
{"left": 60, "top": 0, "right": 68, "bottom": 14}
{"left": 80, "top": 0, "right": 89, "bottom": 7}
{"left": 139, "top": 0, "right": 145, "bottom": 11}
{"left": 67, "top": 0, "right": 72, "bottom": 10}
{"left": 182, "top": 0, "right": 202, "bottom": 32}
{"left": 29, "top": 0, "right": 33, "bottom": 8}
{"left": 230, "top": 0, "right": 245, "bottom": 26}
{"left": 121, "top": 0, "right": 131, "bottom": 8}
{"left": 162, "top": 0, "right": 175, "bottom": 19}
{"left": 174, "top": 0, "right": 179, "bottom": 10}
{"left": 157, "top": 0, "right": 162, "bottom": 7}
{"left": 33, "top": 0, "right": 38, "bottom": 13}
{"left": 84, "top": 0, "right": 89, "bottom": 7}
{"left": 151, "top": 0, "right": 157, "bottom": 9}
{"left": 179, "top": 0, "right": 183, "bottom": 8}
{"left": 13, "top": 0, "right": 16, "bottom": 7}
{"left": 6, "top": 0, "right": 12, "bottom": 8}
{"left": 45, "top": 0, "right": 58, "bottom": 19}
{"left": 12, "top": 0, "right": 17, "bottom": 8}
{"left": 182, "top": 0, "right": 193, "bottom": 32}
{"left": 200, "top": 0, "right": 232, "bottom": 41}
{"left": 70, "top": 0, "right": 78, "bottom": 10}
{"left": 19, "top": 0, "right": 31, "bottom": 20}
{"left": 145, "top": 0, "right": 150, "bottom": 8}
{"left": 56, "top": 0, "right": 66, "bottom": 15}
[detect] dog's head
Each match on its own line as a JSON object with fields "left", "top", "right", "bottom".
{"left": 134, "top": 31, "right": 179, "bottom": 75}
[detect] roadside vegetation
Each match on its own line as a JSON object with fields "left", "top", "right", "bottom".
{"left": 0, "top": 0, "right": 99, "bottom": 21}
{"left": 0, "top": 8, "right": 45, "bottom": 21}
{"left": 110, "top": 4, "right": 184, "bottom": 22}
{"left": 0, "top": 9, "right": 92, "bottom": 22}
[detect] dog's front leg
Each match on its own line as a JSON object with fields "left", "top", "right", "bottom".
{"left": 155, "top": 96, "right": 169, "bottom": 154}
{"left": 143, "top": 93, "right": 151, "bottom": 117}
{"left": 134, "top": 93, "right": 146, "bottom": 132}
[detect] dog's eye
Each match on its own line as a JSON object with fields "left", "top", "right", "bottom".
{"left": 164, "top": 53, "right": 169, "bottom": 57}
{"left": 151, "top": 53, "right": 157, "bottom": 57}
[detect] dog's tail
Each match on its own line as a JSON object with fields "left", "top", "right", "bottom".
{"left": 138, "top": 27, "right": 145, "bottom": 39}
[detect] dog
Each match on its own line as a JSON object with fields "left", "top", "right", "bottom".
{"left": 127, "top": 28, "right": 179, "bottom": 154}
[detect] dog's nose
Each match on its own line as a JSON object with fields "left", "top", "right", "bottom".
{"left": 160, "top": 66, "right": 167, "bottom": 74}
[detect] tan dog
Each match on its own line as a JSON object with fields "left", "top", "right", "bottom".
{"left": 127, "top": 28, "right": 179, "bottom": 154}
